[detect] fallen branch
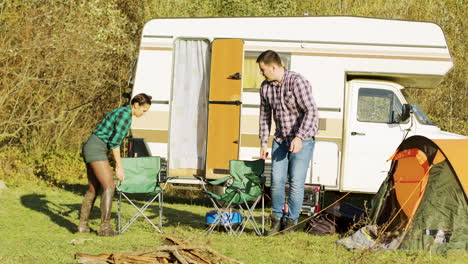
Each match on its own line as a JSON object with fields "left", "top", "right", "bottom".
{"left": 75, "top": 236, "right": 243, "bottom": 264}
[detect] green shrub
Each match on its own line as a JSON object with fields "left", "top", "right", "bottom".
{"left": 0, "top": 147, "right": 37, "bottom": 186}
{"left": 33, "top": 150, "right": 86, "bottom": 186}
{"left": 0, "top": 147, "right": 86, "bottom": 186}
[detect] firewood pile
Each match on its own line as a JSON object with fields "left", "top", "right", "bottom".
{"left": 75, "top": 236, "right": 243, "bottom": 264}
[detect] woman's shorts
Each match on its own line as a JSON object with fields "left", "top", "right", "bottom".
{"left": 82, "top": 134, "right": 109, "bottom": 163}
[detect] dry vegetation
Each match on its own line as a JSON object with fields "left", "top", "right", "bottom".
{"left": 0, "top": 0, "right": 466, "bottom": 185}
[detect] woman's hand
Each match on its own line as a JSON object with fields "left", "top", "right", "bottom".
{"left": 115, "top": 167, "right": 125, "bottom": 182}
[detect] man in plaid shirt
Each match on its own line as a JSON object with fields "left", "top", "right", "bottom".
{"left": 257, "top": 50, "right": 318, "bottom": 235}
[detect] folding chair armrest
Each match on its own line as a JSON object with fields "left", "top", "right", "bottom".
{"left": 195, "top": 175, "right": 230, "bottom": 186}
{"left": 207, "top": 176, "right": 231, "bottom": 186}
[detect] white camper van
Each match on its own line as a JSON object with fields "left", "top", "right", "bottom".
{"left": 129, "top": 16, "right": 465, "bottom": 194}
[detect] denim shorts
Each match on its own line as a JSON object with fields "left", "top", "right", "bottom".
{"left": 82, "top": 134, "right": 109, "bottom": 163}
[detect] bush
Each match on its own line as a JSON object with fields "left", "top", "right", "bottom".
{"left": 33, "top": 150, "right": 86, "bottom": 186}
{"left": 0, "top": 0, "right": 465, "bottom": 185}
{"left": 0, "top": 147, "right": 85, "bottom": 186}
{"left": 0, "top": 147, "right": 37, "bottom": 186}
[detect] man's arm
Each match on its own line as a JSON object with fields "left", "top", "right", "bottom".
{"left": 293, "top": 76, "right": 318, "bottom": 140}
{"left": 259, "top": 86, "right": 272, "bottom": 159}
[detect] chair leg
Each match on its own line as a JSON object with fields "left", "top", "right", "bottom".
{"left": 238, "top": 195, "right": 263, "bottom": 236}
{"left": 206, "top": 199, "right": 225, "bottom": 235}
{"left": 262, "top": 193, "right": 265, "bottom": 235}
{"left": 120, "top": 193, "right": 162, "bottom": 233}
{"left": 118, "top": 191, "right": 122, "bottom": 233}
{"left": 206, "top": 198, "right": 236, "bottom": 236}
{"left": 159, "top": 191, "right": 163, "bottom": 232}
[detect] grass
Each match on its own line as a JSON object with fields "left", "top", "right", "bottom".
{"left": 0, "top": 183, "right": 467, "bottom": 264}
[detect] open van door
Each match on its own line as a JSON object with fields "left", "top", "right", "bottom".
{"left": 205, "top": 39, "right": 244, "bottom": 179}
{"left": 342, "top": 80, "right": 410, "bottom": 192}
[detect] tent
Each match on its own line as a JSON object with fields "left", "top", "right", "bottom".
{"left": 339, "top": 135, "right": 468, "bottom": 253}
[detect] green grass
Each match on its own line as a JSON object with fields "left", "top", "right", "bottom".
{"left": 0, "top": 183, "right": 467, "bottom": 264}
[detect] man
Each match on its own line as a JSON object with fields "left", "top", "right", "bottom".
{"left": 257, "top": 50, "right": 318, "bottom": 235}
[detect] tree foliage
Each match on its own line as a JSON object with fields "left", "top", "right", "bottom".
{"left": 0, "top": 0, "right": 466, "bottom": 184}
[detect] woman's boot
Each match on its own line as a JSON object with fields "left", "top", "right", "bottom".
{"left": 98, "top": 188, "right": 117, "bottom": 236}
{"left": 77, "top": 191, "right": 96, "bottom": 233}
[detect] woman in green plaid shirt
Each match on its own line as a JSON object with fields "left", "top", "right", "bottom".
{"left": 78, "top": 93, "right": 152, "bottom": 236}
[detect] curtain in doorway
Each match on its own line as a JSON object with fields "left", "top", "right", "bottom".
{"left": 168, "top": 39, "right": 211, "bottom": 176}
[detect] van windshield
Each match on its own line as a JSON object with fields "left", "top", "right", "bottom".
{"left": 412, "top": 104, "right": 433, "bottom": 125}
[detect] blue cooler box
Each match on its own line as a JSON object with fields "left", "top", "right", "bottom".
{"left": 205, "top": 209, "right": 242, "bottom": 225}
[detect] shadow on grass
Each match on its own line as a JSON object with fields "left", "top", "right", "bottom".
{"left": 20, "top": 194, "right": 80, "bottom": 233}
{"left": 118, "top": 194, "right": 268, "bottom": 234}
{"left": 59, "top": 183, "right": 89, "bottom": 196}
{"left": 47, "top": 183, "right": 272, "bottom": 233}
{"left": 161, "top": 206, "right": 267, "bottom": 235}
{"left": 117, "top": 194, "right": 207, "bottom": 230}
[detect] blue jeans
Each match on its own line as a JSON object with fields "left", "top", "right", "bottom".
{"left": 270, "top": 138, "right": 315, "bottom": 222}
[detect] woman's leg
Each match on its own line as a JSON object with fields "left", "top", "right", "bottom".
{"left": 88, "top": 160, "right": 116, "bottom": 236}
{"left": 77, "top": 164, "right": 100, "bottom": 233}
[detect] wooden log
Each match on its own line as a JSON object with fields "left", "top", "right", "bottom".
{"left": 187, "top": 250, "right": 213, "bottom": 264}
{"left": 170, "top": 249, "right": 189, "bottom": 264}
{"left": 76, "top": 236, "right": 243, "bottom": 264}
{"left": 75, "top": 253, "right": 112, "bottom": 264}
{"left": 163, "top": 236, "right": 185, "bottom": 246}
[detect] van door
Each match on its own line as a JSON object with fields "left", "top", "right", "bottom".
{"left": 342, "top": 81, "right": 408, "bottom": 193}
{"left": 205, "top": 39, "right": 244, "bottom": 179}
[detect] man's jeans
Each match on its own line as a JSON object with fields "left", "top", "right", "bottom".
{"left": 271, "top": 138, "right": 315, "bottom": 222}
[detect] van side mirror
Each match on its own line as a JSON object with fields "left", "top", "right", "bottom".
{"left": 400, "top": 104, "right": 412, "bottom": 122}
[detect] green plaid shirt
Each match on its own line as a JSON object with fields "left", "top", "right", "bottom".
{"left": 93, "top": 105, "right": 132, "bottom": 149}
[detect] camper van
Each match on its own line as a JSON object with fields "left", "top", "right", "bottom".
{"left": 129, "top": 16, "right": 465, "bottom": 194}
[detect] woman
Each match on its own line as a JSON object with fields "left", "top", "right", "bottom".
{"left": 77, "top": 93, "right": 152, "bottom": 236}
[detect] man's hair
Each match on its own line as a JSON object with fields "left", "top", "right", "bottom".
{"left": 256, "top": 50, "right": 282, "bottom": 66}
{"left": 131, "top": 93, "right": 152, "bottom": 105}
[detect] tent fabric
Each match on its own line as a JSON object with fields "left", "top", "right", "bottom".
{"left": 392, "top": 153, "right": 430, "bottom": 219}
{"left": 433, "top": 139, "right": 468, "bottom": 195}
{"left": 399, "top": 160, "right": 468, "bottom": 252}
{"left": 342, "top": 136, "right": 468, "bottom": 253}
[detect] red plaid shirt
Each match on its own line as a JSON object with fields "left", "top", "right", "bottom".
{"left": 259, "top": 69, "right": 318, "bottom": 146}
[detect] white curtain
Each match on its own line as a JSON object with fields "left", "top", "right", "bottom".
{"left": 168, "top": 40, "right": 211, "bottom": 174}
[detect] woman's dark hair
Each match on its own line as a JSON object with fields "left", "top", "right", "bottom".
{"left": 131, "top": 93, "right": 152, "bottom": 105}
{"left": 256, "top": 50, "right": 282, "bottom": 66}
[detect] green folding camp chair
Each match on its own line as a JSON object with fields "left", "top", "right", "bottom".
{"left": 198, "top": 159, "right": 265, "bottom": 236}
{"left": 117, "top": 156, "right": 166, "bottom": 234}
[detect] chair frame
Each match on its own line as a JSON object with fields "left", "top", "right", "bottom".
{"left": 198, "top": 160, "right": 265, "bottom": 236}
{"left": 116, "top": 157, "right": 168, "bottom": 234}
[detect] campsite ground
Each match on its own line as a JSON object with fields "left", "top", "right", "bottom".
{"left": 1, "top": 183, "right": 466, "bottom": 264}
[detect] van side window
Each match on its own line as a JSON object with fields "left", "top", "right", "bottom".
{"left": 243, "top": 51, "right": 291, "bottom": 90}
{"left": 357, "top": 88, "right": 402, "bottom": 123}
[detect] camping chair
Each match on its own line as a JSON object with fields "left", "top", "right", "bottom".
{"left": 117, "top": 156, "right": 167, "bottom": 234}
{"left": 198, "top": 159, "right": 265, "bottom": 236}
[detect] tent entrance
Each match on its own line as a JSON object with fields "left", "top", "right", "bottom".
{"left": 393, "top": 148, "right": 431, "bottom": 220}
